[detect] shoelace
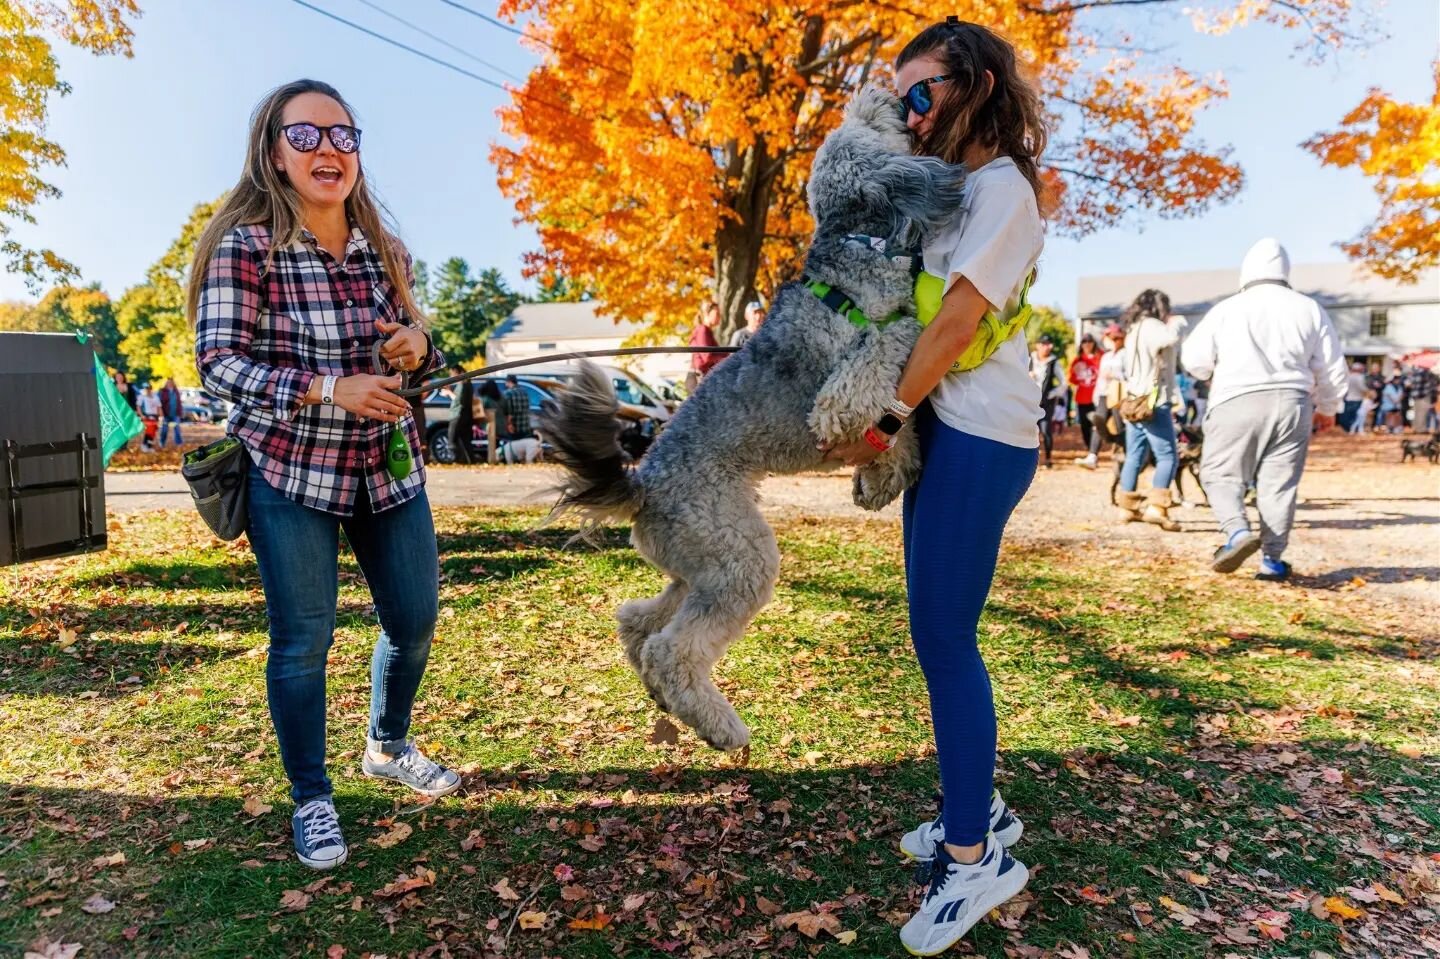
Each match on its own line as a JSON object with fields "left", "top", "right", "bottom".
{"left": 296, "top": 800, "right": 343, "bottom": 846}
{"left": 392, "top": 747, "right": 443, "bottom": 785}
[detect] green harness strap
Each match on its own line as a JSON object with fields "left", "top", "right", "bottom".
{"left": 915, "top": 268, "right": 1036, "bottom": 373}
{"left": 804, "top": 278, "right": 904, "bottom": 330}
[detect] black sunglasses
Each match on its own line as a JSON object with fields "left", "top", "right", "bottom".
{"left": 280, "top": 122, "right": 362, "bottom": 154}
{"left": 902, "top": 74, "right": 953, "bottom": 118}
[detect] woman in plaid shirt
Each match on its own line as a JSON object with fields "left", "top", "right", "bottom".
{"left": 188, "top": 80, "right": 459, "bottom": 870}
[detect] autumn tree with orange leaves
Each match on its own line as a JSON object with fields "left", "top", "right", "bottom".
{"left": 492, "top": 0, "right": 1372, "bottom": 339}
{"left": 1, "top": 1, "right": 141, "bottom": 290}
{"left": 1303, "top": 63, "right": 1440, "bottom": 284}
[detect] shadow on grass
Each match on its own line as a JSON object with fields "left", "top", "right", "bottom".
{"left": 68, "top": 559, "right": 260, "bottom": 593}
{"left": 2, "top": 735, "right": 1434, "bottom": 959}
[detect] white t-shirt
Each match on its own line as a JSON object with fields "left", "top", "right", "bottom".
{"left": 922, "top": 156, "right": 1045, "bottom": 448}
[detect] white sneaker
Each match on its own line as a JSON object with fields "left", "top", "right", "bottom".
{"left": 1075, "top": 453, "right": 1098, "bottom": 469}
{"left": 900, "top": 837, "right": 1029, "bottom": 956}
{"left": 899, "top": 791, "right": 1023, "bottom": 862}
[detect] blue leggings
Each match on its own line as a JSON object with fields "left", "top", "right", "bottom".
{"left": 902, "top": 404, "right": 1036, "bottom": 846}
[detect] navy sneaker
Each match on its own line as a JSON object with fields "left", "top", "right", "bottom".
{"left": 900, "top": 837, "right": 1029, "bottom": 956}
{"left": 900, "top": 791, "right": 1023, "bottom": 863}
{"left": 362, "top": 740, "right": 461, "bottom": 798}
{"left": 1256, "top": 556, "right": 1291, "bottom": 581}
{"left": 1211, "top": 529, "right": 1261, "bottom": 573}
{"left": 292, "top": 796, "right": 348, "bottom": 870}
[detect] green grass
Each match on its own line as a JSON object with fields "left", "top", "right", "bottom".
{"left": 1, "top": 508, "right": 1436, "bottom": 958}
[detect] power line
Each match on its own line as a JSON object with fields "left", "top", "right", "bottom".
{"left": 352, "top": 0, "right": 524, "bottom": 83}
{"left": 289, "top": 0, "right": 509, "bottom": 92}
{"left": 432, "top": 0, "right": 625, "bottom": 77}
{"left": 288, "top": 0, "right": 580, "bottom": 116}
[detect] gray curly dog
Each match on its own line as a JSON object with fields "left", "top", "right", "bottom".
{"left": 539, "top": 87, "right": 966, "bottom": 751}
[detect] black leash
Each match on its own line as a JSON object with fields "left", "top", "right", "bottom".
{"left": 391, "top": 345, "right": 739, "bottom": 398}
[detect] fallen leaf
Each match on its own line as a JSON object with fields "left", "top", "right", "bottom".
{"left": 834, "top": 930, "right": 857, "bottom": 945}
{"left": 369, "top": 821, "right": 412, "bottom": 848}
{"left": 648, "top": 716, "right": 679, "bottom": 745}
{"left": 553, "top": 863, "right": 574, "bottom": 883}
{"left": 23, "top": 940, "right": 83, "bottom": 959}
{"left": 1185, "top": 871, "right": 1210, "bottom": 886}
{"left": 755, "top": 895, "right": 782, "bottom": 916}
{"left": 242, "top": 796, "right": 273, "bottom": 818}
{"left": 518, "top": 910, "right": 548, "bottom": 930}
{"left": 776, "top": 910, "right": 842, "bottom": 939}
{"left": 326, "top": 947, "right": 345, "bottom": 959}
{"left": 568, "top": 911, "right": 612, "bottom": 931}
{"left": 92, "top": 852, "right": 125, "bottom": 869}
{"left": 279, "top": 889, "right": 311, "bottom": 912}
{"left": 81, "top": 894, "right": 115, "bottom": 914}
{"left": 491, "top": 877, "right": 520, "bottom": 902}
{"left": 1371, "top": 883, "right": 1405, "bottom": 905}
{"left": 1320, "top": 767, "right": 1344, "bottom": 785}
{"left": 622, "top": 893, "right": 648, "bottom": 912}
{"left": 1322, "top": 897, "right": 1365, "bottom": 921}
{"left": 55, "top": 628, "right": 79, "bottom": 650}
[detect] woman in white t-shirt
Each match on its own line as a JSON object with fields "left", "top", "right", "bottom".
{"left": 820, "top": 17, "right": 1045, "bottom": 954}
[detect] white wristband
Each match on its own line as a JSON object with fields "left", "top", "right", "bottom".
{"left": 886, "top": 396, "right": 915, "bottom": 419}
{"left": 321, "top": 375, "right": 337, "bottom": 405}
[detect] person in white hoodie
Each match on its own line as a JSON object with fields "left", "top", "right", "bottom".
{"left": 1181, "top": 238, "right": 1348, "bottom": 580}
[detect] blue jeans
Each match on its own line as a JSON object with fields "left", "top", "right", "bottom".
{"left": 246, "top": 461, "right": 439, "bottom": 804}
{"left": 1339, "top": 399, "right": 1360, "bottom": 432}
{"left": 159, "top": 418, "right": 183, "bottom": 448}
{"left": 1120, "top": 404, "right": 1177, "bottom": 491}
{"left": 902, "top": 404, "right": 1036, "bottom": 846}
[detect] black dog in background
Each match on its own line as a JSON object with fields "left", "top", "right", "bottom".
{"left": 1092, "top": 410, "right": 1206, "bottom": 506}
{"left": 1400, "top": 433, "right": 1440, "bottom": 464}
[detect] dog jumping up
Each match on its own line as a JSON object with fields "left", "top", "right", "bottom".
{"left": 538, "top": 88, "right": 965, "bottom": 751}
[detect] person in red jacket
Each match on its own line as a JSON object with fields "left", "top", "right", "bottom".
{"left": 685, "top": 300, "right": 722, "bottom": 392}
{"left": 1068, "top": 333, "right": 1101, "bottom": 465}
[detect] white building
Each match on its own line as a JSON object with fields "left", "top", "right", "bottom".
{"left": 485, "top": 301, "right": 691, "bottom": 388}
{"left": 1077, "top": 262, "right": 1439, "bottom": 361}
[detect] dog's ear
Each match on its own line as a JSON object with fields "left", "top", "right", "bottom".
{"left": 869, "top": 153, "right": 966, "bottom": 249}
{"left": 844, "top": 85, "right": 909, "bottom": 142}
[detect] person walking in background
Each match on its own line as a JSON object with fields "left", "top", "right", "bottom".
{"left": 1078, "top": 323, "right": 1126, "bottom": 468}
{"left": 1115, "top": 289, "right": 1184, "bottom": 531}
{"left": 1341, "top": 361, "right": 1366, "bottom": 432}
{"left": 1405, "top": 362, "right": 1435, "bottom": 433}
{"left": 501, "top": 374, "right": 532, "bottom": 441}
{"left": 1351, "top": 389, "right": 1378, "bottom": 434}
{"left": 137, "top": 383, "right": 162, "bottom": 452}
{"left": 685, "top": 300, "right": 722, "bottom": 392}
{"left": 157, "top": 377, "right": 184, "bottom": 449}
{"left": 1068, "top": 333, "right": 1100, "bottom": 455}
{"left": 113, "top": 370, "right": 138, "bottom": 411}
{"left": 729, "top": 300, "right": 765, "bottom": 349}
{"left": 1365, "top": 360, "right": 1386, "bottom": 429}
{"left": 477, "top": 380, "right": 504, "bottom": 464}
{"left": 1380, "top": 374, "right": 1404, "bottom": 434}
{"left": 1182, "top": 237, "right": 1347, "bottom": 581}
{"left": 446, "top": 365, "right": 475, "bottom": 464}
{"left": 1029, "top": 333, "right": 1063, "bottom": 469}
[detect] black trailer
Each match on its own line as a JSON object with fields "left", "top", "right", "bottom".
{"left": 0, "top": 332, "right": 107, "bottom": 566}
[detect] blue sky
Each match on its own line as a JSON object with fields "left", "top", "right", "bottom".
{"left": 3, "top": 0, "right": 1435, "bottom": 319}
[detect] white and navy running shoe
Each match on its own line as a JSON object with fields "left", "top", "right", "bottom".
{"left": 900, "top": 836, "right": 1029, "bottom": 956}
{"left": 900, "top": 791, "right": 1023, "bottom": 863}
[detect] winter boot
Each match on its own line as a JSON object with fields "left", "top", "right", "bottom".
{"left": 1116, "top": 490, "right": 1145, "bottom": 522}
{"left": 1142, "top": 488, "right": 1181, "bottom": 532}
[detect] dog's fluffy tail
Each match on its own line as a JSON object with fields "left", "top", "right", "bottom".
{"left": 537, "top": 361, "right": 644, "bottom": 525}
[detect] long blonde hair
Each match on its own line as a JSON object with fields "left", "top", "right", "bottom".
{"left": 185, "top": 79, "right": 425, "bottom": 327}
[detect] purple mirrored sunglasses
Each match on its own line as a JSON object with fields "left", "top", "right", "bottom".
{"left": 281, "top": 122, "right": 361, "bottom": 154}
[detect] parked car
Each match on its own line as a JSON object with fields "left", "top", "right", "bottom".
{"left": 422, "top": 372, "right": 661, "bottom": 464}
{"left": 180, "top": 388, "right": 228, "bottom": 423}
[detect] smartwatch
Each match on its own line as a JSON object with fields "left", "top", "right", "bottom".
{"left": 876, "top": 412, "right": 906, "bottom": 436}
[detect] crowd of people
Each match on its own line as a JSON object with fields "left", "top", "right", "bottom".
{"left": 110, "top": 371, "right": 188, "bottom": 453}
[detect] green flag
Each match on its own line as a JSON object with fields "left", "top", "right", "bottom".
{"left": 92, "top": 352, "right": 143, "bottom": 466}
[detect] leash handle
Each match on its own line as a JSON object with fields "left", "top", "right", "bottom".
{"left": 393, "top": 345, "right": 739, "bottom": 398}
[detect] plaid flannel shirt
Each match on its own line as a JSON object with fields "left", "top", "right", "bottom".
{"left": 195, "top": 224, "right": 443, "bottom": 516}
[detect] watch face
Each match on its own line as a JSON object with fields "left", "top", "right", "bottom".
{"left": 877, "top": 413, "right": 905, "bottom": 436}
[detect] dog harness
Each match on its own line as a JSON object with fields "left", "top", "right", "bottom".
{"left": 915, "top": 268, "right": 1037, "bottom": 373}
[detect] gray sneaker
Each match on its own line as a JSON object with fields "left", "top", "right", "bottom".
{"left": 362, "top": 741, "right": 461, "bottom": 797}
{"left": 292, "top": 796, "right": 348, "bottom": 870}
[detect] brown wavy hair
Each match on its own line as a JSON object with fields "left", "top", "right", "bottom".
{"left": 1120, "top": 288, "right": 1172, "bottom": 326}
{"left": 185, "top": 79, "right": 424, "bottom": 328}
{"left": 897, "top": 20, "right": 1049, "bottom": 210}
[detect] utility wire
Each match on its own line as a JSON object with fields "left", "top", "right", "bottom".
{"left": 290, "top": 0, "right": 510, "bottom": 91}
{"left": 352, "top": 0, "right": 524, "bottom": 83}
{"left": 432, "top": 0, "right": 626, "bottom": 77}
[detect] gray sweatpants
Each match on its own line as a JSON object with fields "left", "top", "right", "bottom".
{"left": 1199, "top": 389, "right": 1312, "bottom": 558}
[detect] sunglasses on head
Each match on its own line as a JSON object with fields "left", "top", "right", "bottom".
{"left": 281, "top": 122, "right": 361, "bottom": 154}
{"left": 902, "top": 74, "right": 953, "bottom": 118}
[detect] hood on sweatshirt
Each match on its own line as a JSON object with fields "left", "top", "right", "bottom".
{"left": 1239, "top": 237, "right": 1291, "bottom": 291}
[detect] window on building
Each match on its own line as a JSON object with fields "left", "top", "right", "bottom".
{"left": 1369, "top": 309, "right": 1389, "bottom": 337}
